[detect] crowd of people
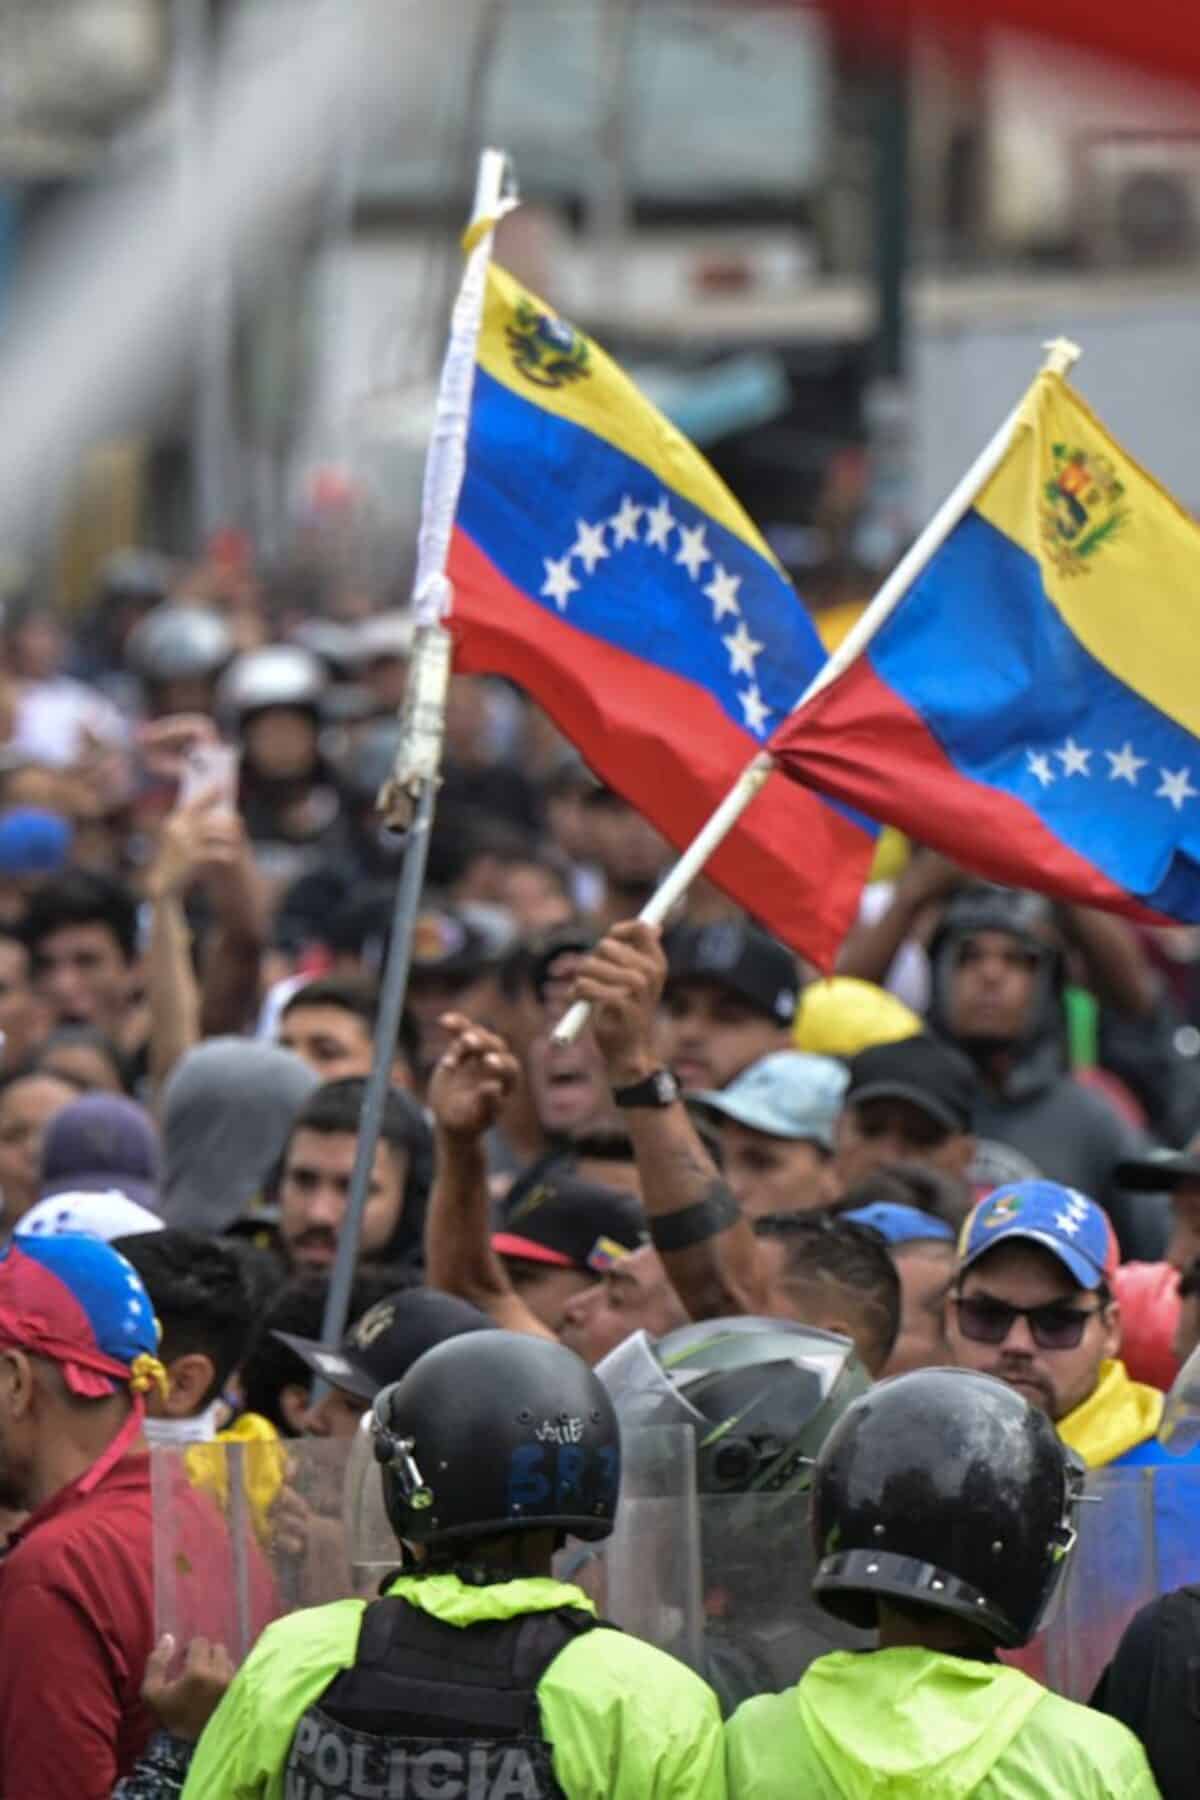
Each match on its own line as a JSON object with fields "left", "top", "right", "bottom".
{"left": 0, "top": 542, "right": 1198, "bottom": 1796}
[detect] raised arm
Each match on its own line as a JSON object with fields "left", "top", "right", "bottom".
{"left": 570, "top": 922, "right": 767, "bottom": 1319}
{"left": 424, "top": 1014, "right": 554, "bottom": 1339}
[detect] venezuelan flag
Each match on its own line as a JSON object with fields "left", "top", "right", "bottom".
{"left": 447, "top": 264, "right": 877, "bottom": 966}
{"left": 770, "top": 370, "right": 1200, "bottom": 920}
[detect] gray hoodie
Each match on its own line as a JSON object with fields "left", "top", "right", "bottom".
{"left": 161, "top": 1038, "right": 318, "bottom": 1233}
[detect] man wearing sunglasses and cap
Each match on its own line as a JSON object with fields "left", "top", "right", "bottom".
{"left": 946, "top": 1178, "right": 1199, "bottom": 1472}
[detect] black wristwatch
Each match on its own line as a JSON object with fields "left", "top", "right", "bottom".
{"left": 612, "top": 1068, "right": 680, "bottom": 1109}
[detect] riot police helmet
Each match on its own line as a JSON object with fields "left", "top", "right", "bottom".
{"left": 811, "top": 1367, "right": 1082, "bottom": 1647}
{"left": 370, "top": 1331, "right": 619, "bottom": 1550}
{"left": 599, "top": 1316, "right": 869, "bottom": 1497}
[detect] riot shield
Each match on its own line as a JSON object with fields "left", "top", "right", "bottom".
{"left": 1038, "top": 1464, "right": 1200, "bottom": 1701}
{"left": 152, "top": 1435, "right": 373, "bottom": 1665}
{"left": 154, "top": 1426, "right": 705, "bottom": 1671}
{"left": 696, "top": 1492, "right": 874, "bottom": 1716}
{"left": 558, "top": 1423, "right": 703, "bottom": 1670}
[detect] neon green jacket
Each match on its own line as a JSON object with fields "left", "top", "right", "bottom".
{"left": 724, "top": 1648, "right": 1161, "bottom": 1799}
{"left": 181, "top": 1570, "right": 726, "bottom": 1800}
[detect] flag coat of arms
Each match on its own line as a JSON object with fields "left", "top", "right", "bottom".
{"left": 769, "top": 371, "right": 1200, "bottom": 921}
{"left": 446, "top": 264, "right": 877, "bottom": 967}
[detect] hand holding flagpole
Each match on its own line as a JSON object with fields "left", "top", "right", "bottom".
{"left": 552, "top": 335, "right": 1082, "bottom": 1046}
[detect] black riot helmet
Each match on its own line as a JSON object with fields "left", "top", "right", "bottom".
{"left": 599, "top": 1317, "right": 869, "bottom": 1498}
{"left": 811, "top": 1367, "right": 1083, "bottom": 1647}
{"left": 370, "top": 1332, "right": 619, "bottom": 1551}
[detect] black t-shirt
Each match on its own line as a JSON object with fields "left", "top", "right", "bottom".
{"left": 1091, "top": 1585, "right": 1200, "bottom": 1800}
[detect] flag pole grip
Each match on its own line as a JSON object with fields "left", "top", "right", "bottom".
{"left": 551, "top": 752, "right": 776, "bottom": 1046}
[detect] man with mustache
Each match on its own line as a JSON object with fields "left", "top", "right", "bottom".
{"left": 946, "top": 1178, "right": 1194, "bottom": 1471}
{"left": 276, "top": 1079, "right": 431, "bottom": 1277}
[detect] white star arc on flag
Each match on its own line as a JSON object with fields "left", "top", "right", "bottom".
{"left": 1026, "top": 739, "right": 1198, "bottom": 817}
{"left": 540, "top": 497, "right": 773, "bottom": 743}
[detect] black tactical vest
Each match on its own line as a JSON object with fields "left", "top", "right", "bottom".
{"left": 283, "top": 1595, "right": 604, "bottom": 1800}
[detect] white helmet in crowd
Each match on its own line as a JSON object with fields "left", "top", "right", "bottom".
{"left": 216, "top": 645, "right": 327, "bottom": 730}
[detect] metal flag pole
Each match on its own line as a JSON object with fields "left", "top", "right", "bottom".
{"left": 312, "top": 147, "right": 516, "bottom": 1381}
{"left": 553, "top": 336, "right": 1082, "bottom": 1046}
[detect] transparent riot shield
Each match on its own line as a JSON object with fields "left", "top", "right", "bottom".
{"left": 152, "top": 1435, "right": 371, "bottom": 1666}
{"left": 1038, "top": 1464, "right": 1200, "bottom": 1701}
{"left": 154, "top": 1426, "right": 704, "bottom": 1671}
{"left": 696, "top": 1492, "right": 874, "bottom": 1716}
{"left": 557, "top": 1424, "right": 703, "bottom": 1670}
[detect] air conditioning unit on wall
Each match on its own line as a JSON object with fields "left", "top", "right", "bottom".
{"left": 1078, "top": 133, "right": 1200, "bottom": 265}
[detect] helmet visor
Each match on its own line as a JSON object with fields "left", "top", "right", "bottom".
{"left": 343, "top": 1408, "right": 400, "bottom": 1574}
{"left": 596, "top": 1329, "right": 709, "bottom": 1435}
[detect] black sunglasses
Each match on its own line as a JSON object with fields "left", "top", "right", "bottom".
{"left": 952, "top": 1293, "right": 1104, "bottom": 1351}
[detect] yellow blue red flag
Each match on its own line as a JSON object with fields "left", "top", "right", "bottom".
{"left": 771, "top": 370, "right": 1200, "bottom": 920}
{"left": 447, "top": 264, "right": 877, "bottom": 966}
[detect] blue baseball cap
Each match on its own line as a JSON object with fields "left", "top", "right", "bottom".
{"left": 844, "top": 1202, "right": 955, "bottom": 1248}
{"left": 688, "top": 1051, "right": 847, "bottom": 1150}
{"left": 957, "top": 1180, "right": 1118, "bottom": 1292}
{"left": 0, "top": 1234, "right": 162, "bottom": 1397}
{"left": 0, "top": 808, "right": 72, "bottom": 877}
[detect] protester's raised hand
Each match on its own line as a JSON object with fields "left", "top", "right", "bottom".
{"left": 144, "top": 788, "right": 241, "bottom": 902}
{"left": 141, "top": 1634, "right": 234, "bottom": 1741}
{"left": 569, "top": 921, "right": 666, "bottom": 1087}
{"left": 429, "top": 1014, "right": 519, "bottom": 1140}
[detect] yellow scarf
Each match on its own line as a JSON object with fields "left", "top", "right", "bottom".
{"left": 1057, "top": 1358, "right": 1163, "bottom": 1468}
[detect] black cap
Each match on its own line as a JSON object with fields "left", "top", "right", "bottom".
{"left": 845, "top": 1035, "right": 977, "bottom": 1135}
{"left": 274, "top": 1287, "right": 495, "bottom": 1401}
{"left": 494, "top": 1172, "right": 648, "bottom": 1273}
{"left": 1115, "top": 1146, "right": 1200, "bottom": 1192}
{"left": 665, "top": 921, "right": 798, "bottom": 1025}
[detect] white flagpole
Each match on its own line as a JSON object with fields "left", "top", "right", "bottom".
{"left": 315, "top": 148, "right": 515, "bottom": 1376}
{"left": 552, "top": 336, "right": 1081, "bottom": 1045}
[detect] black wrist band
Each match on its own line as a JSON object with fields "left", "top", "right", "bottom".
{"left": 612, "top": 1068, "right": 680, "bottom": 1109}
{"left": 648, "top": 1183, "right": 740, "bottom": 1252}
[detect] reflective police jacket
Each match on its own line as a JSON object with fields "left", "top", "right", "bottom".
{"left": 180, "top": 1570, "right": 727, "bottom": 1800}
{"left": 724, "top": 1648, "right": 1160, "bottom": 1799}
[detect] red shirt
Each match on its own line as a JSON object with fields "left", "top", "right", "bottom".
{"left": 0, "top": 1454, "right": 158, "bottom": 1799}
{"left": 0, "top": 1451, "right": 278, "bottom": 1799}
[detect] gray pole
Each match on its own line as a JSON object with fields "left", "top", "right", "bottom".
{"left": 170, "top": 0, "right": 233, "bottom": 538}
{"left": 312, "top": 776, "right": 438, "bottom": 1383}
